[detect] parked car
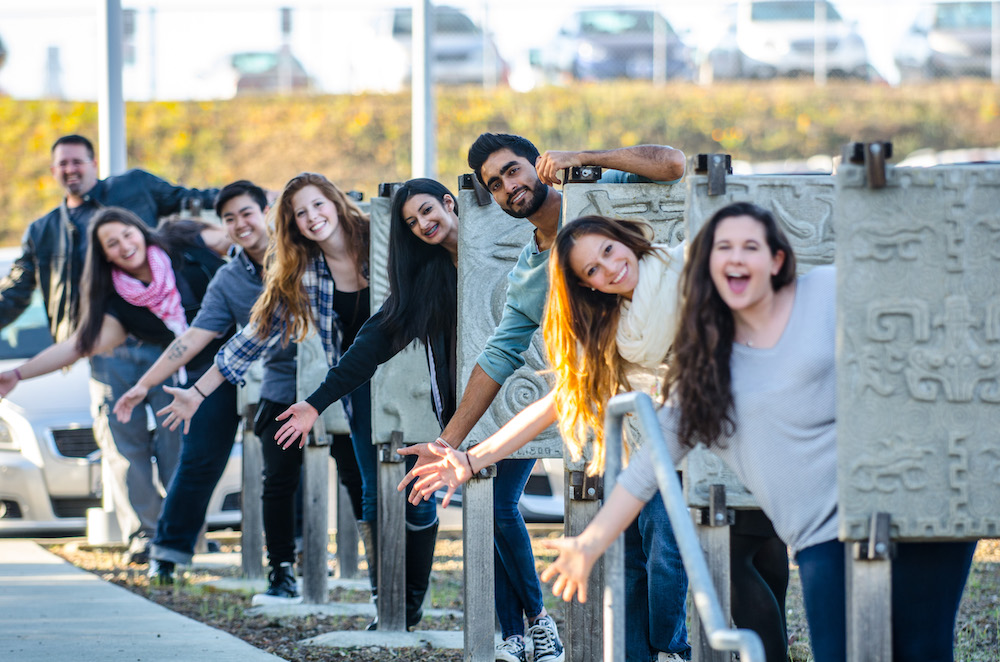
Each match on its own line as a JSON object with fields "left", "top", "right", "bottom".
{"left": 231, "top": 48, "right": 313, "bottom": 96}
{"left": 896, "top": 2, "right": 995, "bottom": 80}
{"left": 0, "top": 248, "right": 242, "bottom": 536}
{"left": 708, "top": 0, "right": 871, "bottom": 79}
{"left": 381, "top": 5, "right": 508, "bottom": 87}
{"left": 534, "top": 8, "right": 694, "bottom": 82}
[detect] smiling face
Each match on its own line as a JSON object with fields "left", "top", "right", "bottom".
{"left": 709, "top": 214, "right": 785, "bottom": 313}
{"left": 291, "top": 185, "right": 339, "bottom": 243}
{"left": 480, "top": 148, "right": 548, "bottom": 219}
{"left": 220, "top": 193, "right": 269, "bottom": 256}
{"left": 51, "top": 143, "right": 99, "bottom": 201}
{"left": 97, "top": 221, "right": 148, "bottom": 276}
{"left": 401, "top": 193, "right": 457, "bottom": 246}
{"left": 568, "top": 232, "right": 640, "bottom": 298}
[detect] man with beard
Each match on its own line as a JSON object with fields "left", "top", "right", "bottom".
{"left": 400, "top": 133, "right": 685, "bottom": 662}
{"left": 0, "top": 134, "right": 219, "bottom": 564}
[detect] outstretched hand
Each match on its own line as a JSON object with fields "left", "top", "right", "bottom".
{"left": 535, "top": 150, "right": 583, "bottom": 187}
{"left": 113, "top": 384, "right": 148, "bottom": 423}
{"left": 157, "top": 385, "right": 201, "bottom": 434}
{"left": 0, "top": 370, "right": 20, "bottom": 398}
{"left": 539, "top": 536, "right": 598, "bottom": 603}
{"left": 398, "top": 441, "right": 474, "bottom": 508}
{"left": 274, "top": 401, "right": 319, "bottom": 450}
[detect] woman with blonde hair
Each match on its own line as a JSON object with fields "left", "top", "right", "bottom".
{"left": 157, "top": 173, "right": 438, "bottom": 618}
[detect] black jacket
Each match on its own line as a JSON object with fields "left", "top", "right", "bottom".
{"left": 0, "top": 169, "right": 218, "bottom": 341}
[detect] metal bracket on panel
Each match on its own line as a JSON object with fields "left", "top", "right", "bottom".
{"left": 568, "top": 470, "right": 602, "bottom": 501}
{"left": 853, "top": 512, "right": 892, "bottom": 561}
{"left": 378, "top": 430, "right": 406, "bottom": 463}
{"left": 469, "top": 463, "right": 498, "bottom": 480}
{"left": 693, "top": 484, "right": 736, "bottom": 526}
{"left": 458, "top": 173, "right": 493, "bottom": 207}
{"left": 377, "top": 182, "right": 403, "bottom": 199}
{"left": 842, "top": 142, "right": 893, "bottom": 190}
{"left": 695, "top": 154, "right": 732, "bottom": 196}
{"left": 347, "top": 190, "right": 364, "bottom": 202}
{"left": 307, "top": 427, "right": 330, "bottom": 448}
{"left": 565, "top": 166, "right": 603, "bottom": 183}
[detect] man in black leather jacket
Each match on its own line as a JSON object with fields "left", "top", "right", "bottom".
{"left": 0, "top": 134, "right": 218, "bottom": 562}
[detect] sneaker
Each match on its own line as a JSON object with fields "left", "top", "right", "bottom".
{"left": 657, "top": 653, "right": 687, "bottom": 662}
{"left": 147, "top": 559, "right": 174, "bottom": 586}
{"left": 251, "top": 562, "right": 303, "bottom": 605}
{"left": 495, "top": 635, "right": 527, "bottom": 662}
{"left": 528, "top": 616, "right": 565, "bottom": 662}
{"left": 125, "top": 537, "right": 151, "bottom": 565}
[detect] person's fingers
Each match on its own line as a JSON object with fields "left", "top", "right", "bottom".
{"left": 275, "top": 408, "right": 292, "bottom": 421}
{"left": 162, "top": 385, "right": 179, "bottom": 396}
{"left": 441, "top": 485, "right": 457, "bottom": 509}
{"left": 396, "top": 445, "right": 419, "bottom": 456}
{"left": 397, "top": 470, "right": 416, "bottom": 492}
{"left": 182, "top": 418, "right": 191, "bottom": 435}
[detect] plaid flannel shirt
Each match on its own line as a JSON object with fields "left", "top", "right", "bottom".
{"left": 215, "top": 254, "right": 346, "bottom": 386}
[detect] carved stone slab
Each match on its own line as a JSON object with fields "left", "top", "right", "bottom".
{"left": 836, "top": 163, "right": 1000, "bottom": 541}
{"left": 368, "top": 196, "right": 441, "bottom": 445}
{"left": 235, "top": 337, "right": 265, "bottom": 415}
{"left": 561, "top": 181, "right": 687, "bottom": 472}
{"left": 297, "top": 333, "right": 351, "bottom": 435}
{"left": 683, "top": 173, "right": 837, "bottom": 508}
{"left": 457, "top": 189, "right": 561, "bottom": 458}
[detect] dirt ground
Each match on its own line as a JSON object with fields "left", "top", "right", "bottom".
{"left": 47, "top": 532, "right": 1000, "bottom": 662}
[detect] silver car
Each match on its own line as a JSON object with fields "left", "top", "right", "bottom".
{"left": 0, "top": 248, "right": 243, "bottom": 536}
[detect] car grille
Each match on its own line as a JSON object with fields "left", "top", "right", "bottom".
{"left": 51, "top": 428, "right": 98, "bottom": 458}
{"left": 51, "top": 497, "right": 101, "bottom": 518}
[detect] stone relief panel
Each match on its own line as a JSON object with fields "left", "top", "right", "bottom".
{"left": 296, "top": 332, "right": 351, "bottom": 435}
{"left": 684, "top": 174, "right": 836, "bottom": 508}
{"left": 368, "top": 196, "right": 441, "bottom": 445}
{"left": 458, "top": 189, "right": 561, "bottom": 458}
{"left": 836, "top": 163, "right": 1000, "bottom": 541}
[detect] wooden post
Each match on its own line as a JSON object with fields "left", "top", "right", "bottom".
{"left": 463, "top": 464, "right": 496, "bottom": 661}
{"left": 565, "top": 471, "right": 603, "bottom": 662}
{"left": 240, "top": 422, "right": 265, "bottom": 579}
{"left": 377, "top": 431, "right": 407, "bottom": 630}
{"left": 335, "top": 482, "right": 358, "bottom": 579}
{"left": 847, "top": 513, "right": 892, "bottom": 662}
{"left": 301, "top": 424, "right": 331, "bottom": 604}
{"left": 692, "top": 485, "right": 732, "bottom": 662}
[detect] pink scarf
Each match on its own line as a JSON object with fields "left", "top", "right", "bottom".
{"left": 111, "top": 244, "right": 188, "bottom": 339}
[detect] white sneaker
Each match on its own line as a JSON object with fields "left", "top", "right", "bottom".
{"left": 657, "top": 653, "right": 686, "bottom": 662}
{"left": 495, "top": 635, "right": 527, "bottom": 662}
{"left": 528, "top": 615, "right": 565, "bottom": 662}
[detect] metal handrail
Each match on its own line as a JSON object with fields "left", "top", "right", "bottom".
{"left": 602, "top": 392, "right": 765, "bottom": 662}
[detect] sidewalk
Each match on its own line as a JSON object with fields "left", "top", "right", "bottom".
{"left": 0, "top": 539, "right": 284, "bottom": 662}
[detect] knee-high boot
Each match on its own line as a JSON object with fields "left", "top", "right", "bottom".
{"left": 405, "top": 520, "right": 439, "bottom": 629}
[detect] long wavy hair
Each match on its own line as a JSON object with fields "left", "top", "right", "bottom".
{"left": 668, "top": 202, "right": 797, "bottom": 449}
{"left": 380, "top": 178, "right": 458, "bottom": 350}
{"left": 543, "top": 215, "right": 658, "bottom": 475}
{"left": 76, "top": 207, "right": 169, "bottom": 354}
{"left": 249, "top": 173, "right": 370, "bottom": 346}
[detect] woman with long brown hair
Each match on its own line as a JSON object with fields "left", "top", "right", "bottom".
{"left": 157, "top": 173, "right": 438, "bottom": 619}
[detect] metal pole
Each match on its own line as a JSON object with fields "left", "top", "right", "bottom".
{"left": 652, "top": 10, "right": 667, "bottom": 86}
{"left": 992, "top": 1, "right": 999, "bottom": 84}
{"left": 602, "top": 415, "right": 626, "bottom": 662}
{"left": 412, "top": 0, "right": 436, "bottom": 179}
{"left": 98, "top": 0, "right": 127, "bottom": 176}
{"left": 814, "top": 0, "right": 827, "bottom": 86}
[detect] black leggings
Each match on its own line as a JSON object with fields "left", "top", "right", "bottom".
{"left": 730, "top": 510, "right": 790, "bottom": 662}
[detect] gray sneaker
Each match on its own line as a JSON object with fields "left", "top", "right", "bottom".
{"left": 495, "top": 635, "right": 527, "bottom": 662}
{"left": 528, "top": 615, "right": 565, "bottom": 662}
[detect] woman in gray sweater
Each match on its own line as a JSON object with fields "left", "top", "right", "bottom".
{"left": 541, "top": 202, "right": 976, "bottom": 662}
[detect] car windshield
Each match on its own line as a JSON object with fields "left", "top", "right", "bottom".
{"left": 231, "top": 53, "right": 278, "bottom": 74}
{"left": 750, "top": 1, "right": 843, "bottom": 22}
{"left": 0, "top": 289, "right": 54, "bottom": 360}
{"left": 934, "top": 2, "right": 992, "bottom": 28}
{"left": 393, "top": 8, "right": 479, "bottom": 36}
{"left": 578, "top": 11, "right": 673, "bottom": 36}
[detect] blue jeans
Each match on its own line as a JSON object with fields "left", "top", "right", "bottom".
{"left": 796, "top": 539, "right": 976, "bottom": 662}
{"left": 150, "top": 378, "right": 239, "bottom": 565}
{"left": 89, "top": 339, "right": 181, "bottom": 543}
{"left": 494, "top": 458, "right": 545, "bottom": 639}
{"left": 624, "top": 493, "right": 690, "bottom": 661}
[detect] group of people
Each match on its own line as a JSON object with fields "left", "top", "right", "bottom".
{"left": 0, "top": 131, "right": 977, "bottom": 662}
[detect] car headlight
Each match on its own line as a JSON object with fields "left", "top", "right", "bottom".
{"left": 928, "top": 33, "right": 971, "bottom": 57}
{"left": 577, "top": 41, "right": 608, "bottom": 62}
{"left": 0, "top": 419, "right": 19, "bottom": 452}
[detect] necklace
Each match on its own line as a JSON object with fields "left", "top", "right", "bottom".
{"left": 745, "top": 338, "right": 753, "bottom": 348}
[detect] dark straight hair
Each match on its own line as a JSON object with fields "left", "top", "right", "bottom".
{"left": 380, "top": 178, "right": 458, "bottom": 349}
{"left": 467, "top": 133, "right": 541, "bottom": 188}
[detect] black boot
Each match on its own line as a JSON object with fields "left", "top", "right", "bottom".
{"left": 148, "top": 559, "right": 175, "bottom": 586}
{"left": 405, "top": 520, "right": 439, "bottom": 629}
{"left": 357, "top": 520, "right": 379, "bottom": 630}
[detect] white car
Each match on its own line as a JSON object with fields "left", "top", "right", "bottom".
{"left": 0, "top": 248, "right": 243, "bottom": 536}
{"left": 708, "top": 0, "right": 871, "bottom": 79}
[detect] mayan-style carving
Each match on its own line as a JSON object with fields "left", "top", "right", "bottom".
{"left": 368, "top": 196, "right": 441, "bottom": 445}
{"left": 837, "top": 163, "right": 1000, "bottom": 541}
{"left": 563, "top": 182, "right": 687, "bottom": 245}
{"left": 297, "top": 332, "right": 351, "bottom": 435}
{"left": 457, "top": 189, "right": 561, "bottom": 458}
{"left": 684, "top": 173, "right": 837, "bottom": 507}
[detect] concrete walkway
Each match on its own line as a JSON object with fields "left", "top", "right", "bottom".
{"left": 0, "top": 540, "right": 284, "bottom": 662}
